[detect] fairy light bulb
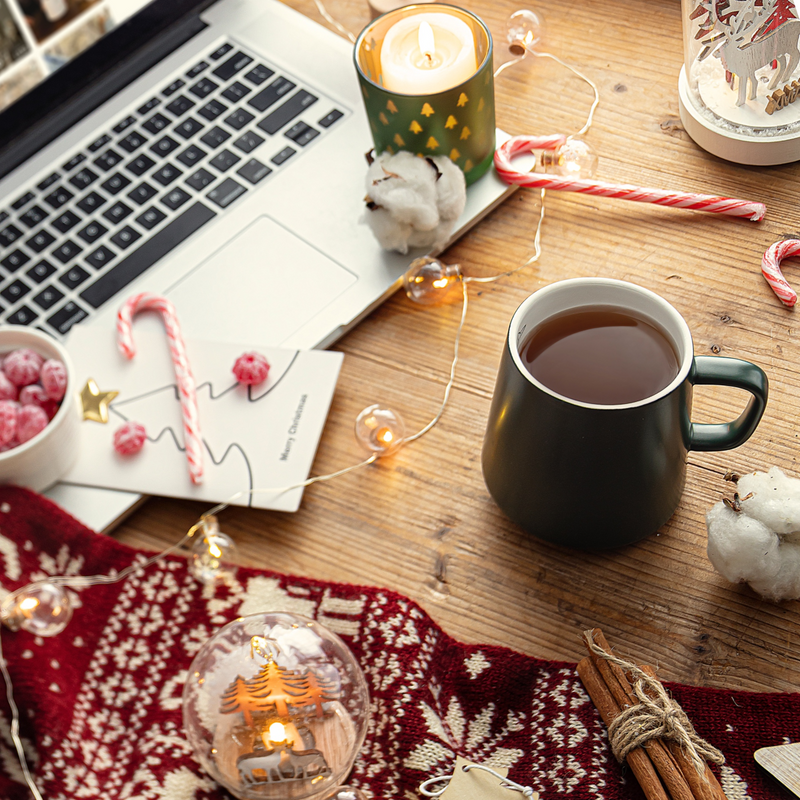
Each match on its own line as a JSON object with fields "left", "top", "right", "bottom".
{"left": 190, "top": 515, "right": 239, "bottom": 585}
{"left": 0, "top": 582, "right": 72, "bottom": 637}
{"left": 323, "top": 788, "right": 367, "bottom": 800}
{"left": 355, "top": 405, "right": 405, "bottom": 455}
{"left": 402, "top": 257, "right": 462, "bottom": 305}
{"left": 540, "top": 139, "right": 598, "bottom": 178}
{"left": 506, "top": 8, "right": 545, "bottom": 55}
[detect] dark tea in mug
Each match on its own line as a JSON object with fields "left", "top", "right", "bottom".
{"left": 519, "top": 306, "right": 680, "bottom": 405}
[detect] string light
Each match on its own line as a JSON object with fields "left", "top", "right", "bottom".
{"left": 403, "top": 256, "right": 463, "bottom": 305}
{"left": 354, "top": 405, "right": 406, "bottom": 455}
{"left": 0, "top": 582, "right": 72, "bottom": 637}
{"left": 189, "top": 515, "right": 239, "bottom": 585}
{"left": 507, "top": 8, "right": 545, "bottom": 55}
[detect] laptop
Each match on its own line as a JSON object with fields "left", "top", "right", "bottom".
{"left": 0, "top": 0, "right": 514, "bottom": 530}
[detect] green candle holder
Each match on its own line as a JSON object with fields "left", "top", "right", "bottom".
{"left": 354, "top": 4, "right": 495, "bottom": 185}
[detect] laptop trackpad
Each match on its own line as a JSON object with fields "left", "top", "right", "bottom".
{"left": 166, "top": 216, "right": 357, "bottom": 346}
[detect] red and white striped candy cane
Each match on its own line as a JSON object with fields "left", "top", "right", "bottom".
{"left": 117, "top": 293, "right": 204, "bottom": 484}
{"left": 762, "top": 239, "right": 800, "bottom": 308}
{"left": 494, "top": 135, "right": 766, "bottom": 222}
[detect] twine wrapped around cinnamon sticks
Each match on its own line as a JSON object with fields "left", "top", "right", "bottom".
{"left": 577, "top": 628, "right": 728, "bottom": 800}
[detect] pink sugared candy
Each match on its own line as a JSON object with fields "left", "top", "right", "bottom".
{"left": 17, "top": 404, "right": 48, "bottom": 444}
{"left": 233, "top": 352, "right": 270, "bottom": 386}
{"left": 3, "top": 348, "right": 44, "bottom": 387}
{"left": 0, "top": 372, "right": 18, "bottom": 402}
{"left": 113, "top": 421, "right": 147, "bottom": 456}
{"left": 0, "top": 400, "right": 19, "bottom": 446}
{"left": 19, "top": 384, "right": 48, "bottom": 407}
{"left": 40, "top": 359, "right": 67, "bottom": 402}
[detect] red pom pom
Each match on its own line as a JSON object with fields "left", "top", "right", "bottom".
{"left": 233, "top": 352, "right": 270, "bottom": 386}
{"left": 113, "top": 421, "right": 147, "bottom": 456}
{"left": 40, "top": 359, "right": 67, "bottom": 402}
{"left": 4, "top": 348, "right": 44, "bottom": 387}
{"left": 17, "top": 404, "right": 48, "bottom": 444}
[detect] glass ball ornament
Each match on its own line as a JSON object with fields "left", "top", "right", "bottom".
{"left": 354, "top": 404, "right": 405, "bottom": 455}
{"left": 402, "top": 257, "right": 462, "bottom": 305}
{"left": 182, "top": 612, "right": 370, "bottom": 800}
{"left": 0, "top": 582, "right": 72, "bottom": 637}
{"left": 190, "top": 515, "right": 239, "bottom": 585}
{"left": 507, "top": 9, "right": 545, "bottom": 55}
{"left": 542, "top": 138, "right": 599, "bottom": 179}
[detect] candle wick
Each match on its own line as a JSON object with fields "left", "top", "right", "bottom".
{"left": 425, "top": 52, "right": 432, "bottom": 64}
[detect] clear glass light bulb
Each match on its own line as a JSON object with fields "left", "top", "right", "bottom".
{"left": 506, "top": 9, "right": 545, "bottom": 55}
{"left": 541, "top": 139, "right": 598, "bottom": 179}
{"left": 1, "top": 582, "right": 72, "bottom": 637}
{"left": 190, "top": 516, "right": 239, "bottom": 585}
{"left": 354, "top": 405, "right": 405, "bottom": 455}
{"left": 402, "top": 257, "right": 462, "bottom": 305}
{"left": 322, "top": 788, "right": 367, "bottom": 800}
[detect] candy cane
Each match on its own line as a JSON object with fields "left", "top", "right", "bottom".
{"left": 761, "top": 239, "right": 800, "bottom": 308}
{"left": 494, "top": 135, "right": 766, "bottom": 222}
{"left": 117, "top": 293, "right": 204, "bottom": 484}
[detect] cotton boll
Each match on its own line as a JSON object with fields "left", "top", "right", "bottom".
{"left": 737, "top": 467, "right": 800, "bottom": 535}
{"left": 364, "top": 151, "right": 467, "bottom": 254}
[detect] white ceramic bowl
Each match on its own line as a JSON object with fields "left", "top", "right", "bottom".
{"left": 0, "top": 329, "right": 81, "bottom": 492}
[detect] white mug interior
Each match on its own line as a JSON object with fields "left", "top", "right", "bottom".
{"left": 509, "top": 278, "right": 694, "bottom": 410}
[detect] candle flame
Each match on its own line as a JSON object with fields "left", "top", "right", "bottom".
{"left": 268, "top": 722, "right": 287, "bottom": 743}
{"left": 418, "top": 20, "right": 435, "bottom": 60}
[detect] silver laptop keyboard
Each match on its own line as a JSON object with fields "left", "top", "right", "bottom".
{"left": 0, "top": 41, "right": 345, "bottom": 337}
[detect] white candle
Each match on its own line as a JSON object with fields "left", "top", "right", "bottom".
{"left": 380, "top": 12, "right": 477, "bottom": 95}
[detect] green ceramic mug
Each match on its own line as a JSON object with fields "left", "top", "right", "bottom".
{"left": 482, "top": 278, "right": 769, "bottom": 549}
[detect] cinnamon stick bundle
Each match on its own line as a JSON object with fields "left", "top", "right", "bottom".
{"left": 577, "top": 628, "right": 727, "bottom": 800}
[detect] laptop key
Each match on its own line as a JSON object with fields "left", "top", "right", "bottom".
{"left": 33, "top": 285, "right": 63, "bottom": 310}
{"left": 52, "top": 240, "right": 83, "bottom": 264}
{"left": 77, "top": 221, "right": 108, "bottom": 244}
{"left": 258, "top": 91, "right": 318, "bottom": 135}
{"left": 110, "top": 226, "right": 142, "bottom": 249}
{"left": 186, "top": 60, "right": 208, "bottom": 79}
{"left": 190, "top": 77, "right": 218, "bottom": 99}
{"left": 210, "top": 43, "right": 233, "bottom": 60}
{"left": 222, "top": 81, "right": 250, "bottom": 103}
{"left": 176, "top": 144, "right": 206, "bottom": 166}
{"left": 80, "top": 202, "right": 217, "bottom": 309}
{"left": 103, "top": 201, "right": 133, "bottom": 224}
{"left": 37, "top": 172, "right": 60, "bottom": 190}
{"left": 27, "top": 260, "right": 57, "bottom": 284}
{"left": 207, "top": 178, "right": 246, "bottom": 209}
{"left": 175, "top": 117, "right": 204, "bottom": 139}
{"left": 1, "top": 249, "right": 29, "bottom": 272}
{"left": 88, "top": 134, "right": 111, "bottom": 152}
{"left": 237, "top": 158, "right": 272, "bottom": 185}
{"left": 86, "top": 245, "right": 116, "bottom": 269}
{"left": 20, "top": 206, "right": 48, "bottom": 229}
{"left": 119, "top": 131, "right": 148, "bottom": 153}
{"left": 76, "top": 192, "right": 105, "bottom": 214}
{"left": 233, "top": 131, "right": 264, "bottom": 154}
{"left": 47, "top": 301, "right": 88, "bottom": 335}
{"left": 163, "top": 79, "right": 185, "bottom": 97}
{"left": 128, "top": 182, "right": 157, "bottom": 205}
{"left": 319, "top": 109, "right": 344, "bottom": 128}
{"left": 201, "top": 126, "right": 231, "bottom": 148}
{"left": 271, "top": 146, "right": 295, "bottom": 166}
{"left": 60, "top": 266, "right": 90, "bottom": 289}
{"left": 198, "top": 99, "right": 227, "bottom": 121}
{"left": 113, "top": 115, "right": 137, "bottom": 134}
{"left": 135, "top": 207, "right": 166, "bottom": 230}
{"left": 166, "top": 95, "right": 195, "bottom": 117}
{"left": 6, "top": 306, "right": 36, "bottom": 326}
{"left": 152, "top": 164, "right": 182, "bottom": 186}
{"left": 0, "top": 225, "right": 22, "bottom": 246}
{"left": 161, "top": 188, "right": 191, "bottom": 211}
{"left": 52, "top": 210, "right": 81, "bottom": 233}
{"left": 244, "top": 64, "right": 274, "bottom": 85}
{"left": 249, "top": 77, "right": 295, "bottom": 112}
{"left": 93, "top": 150, "right": 123, "bottom": 171}
{"left": 209, "top": 149, "right": 240, "bottom": 172}
{"left": 126, "top": 154, "right": 156, "bottom": 177}
{"left": 26, "top": 230, "right": 56, "bottom": 253}
{"left": 186, "top": 168, "right": 215, "bottom": 191}
{"left": 11, "top": 191, "right": 35, "bottom": 211}
{"left": 44, "top": 187, "right": 74, "bottom": 210}
{"left": 224, "top": 109, "right": 255, "bottom": 130}
{"left": 150, "top": 136, "right": 180, "bottom": 157}
{"left": 1, "top": 279, "right": 31, "bottom": 304}
{"left": 0, "top": 211, "right": 7, "bottom": 225}
{"left": 143, "top": 113, "right": 170, "bottom": 134}
{"left": 212, "top": 51, "right": 252, "bottom": 81}
{"left": 138, "top": 97, "right": 160, "bottom": 115}
{"left": 62, "top": 153, "right": 86, "bottom": 171}
{"left": 285, "top": 122, "right": 319, "bottom": 146}
{"left": 101, "top": 173, "right": 132, "bottom": 195}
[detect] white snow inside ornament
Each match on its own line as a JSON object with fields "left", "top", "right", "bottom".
{"left": 706, "top": 467, "right": 800, "bottom": 601}
{"left": 363, "top": 151, "right": 467, "bottom": 254}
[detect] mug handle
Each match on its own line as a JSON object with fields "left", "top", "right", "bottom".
{"left": 688, "top": 356, "right": 768, "bottom": 452}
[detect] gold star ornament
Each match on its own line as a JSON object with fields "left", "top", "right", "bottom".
{"left": 80, "top": 378, "right": 119, "bottom": 423}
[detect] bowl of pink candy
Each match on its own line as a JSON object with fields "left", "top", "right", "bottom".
{"left": 0, "top": 328, "right": 80, "bottom": 492}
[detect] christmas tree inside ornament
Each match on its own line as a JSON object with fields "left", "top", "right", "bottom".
{"left": 354, "top": 404, "right": 405, "bottom": 454}
{"left": 0, "top": 581, "right": 72, "bottom": 636}
{"left": 403, "top": 256, "right": 462, "bottom": 304}
{"left": 183, "top": 613, "right": 370, "bottom": 800}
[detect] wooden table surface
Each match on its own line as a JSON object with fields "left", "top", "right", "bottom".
{"left": 115, "top": 0, "right": 800, "bottom": 695}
